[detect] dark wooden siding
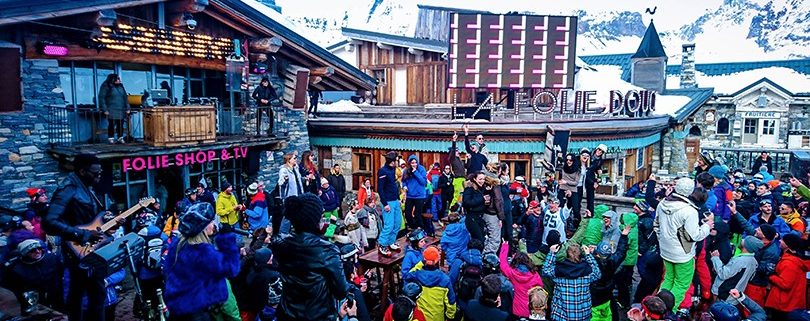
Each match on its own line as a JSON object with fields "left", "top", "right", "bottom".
{"left": 0, "top": 48, "right": 21, "bottom": 112}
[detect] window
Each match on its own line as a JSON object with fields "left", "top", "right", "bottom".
{"left": 617, "top": 158, "right": 624, "bottom": 177}
{"left": 502, "top": 160, "right": 530, "bottom": 180}
{"left": 0, "top": 48, "right": 21, "bottom": 112}
{"left": 120, "top": 63, "right": 152, "bottom": 96}
{"left": 353, "top": 153, "right": 372, "bottom": 172}
{"left": 73, "top": 61, "right": 96, "bottom": 107}
{"left": 716, "top": 117, "right": 730, "bottom": 135}
{"left": 688, "top": 125, "right": 702, "bottom": 137}
{"left": 761, "top": 119, "right": 776, "bottom": 135}
{"left": 744, "top": 119, "right": 757, "bottom": 134}
{"left": 372, "top": 69, "right": 386, "bottom": 85}
{"left": 636, "top": 148, "right": 645, "bottom": 170}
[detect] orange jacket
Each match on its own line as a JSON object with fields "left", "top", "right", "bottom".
{"left": 765, "top": 252, "right": 810, "bottom": 312}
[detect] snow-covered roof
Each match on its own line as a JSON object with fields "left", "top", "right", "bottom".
{"left": 666, "top": 67, "right": 810, "bottom": 95}
{"left": 576, "top": 64, "right": 694, "bottom": 119}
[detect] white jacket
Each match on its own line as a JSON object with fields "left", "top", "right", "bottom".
{"left": 655, "top": 196, "right": 711, "bottom": 263}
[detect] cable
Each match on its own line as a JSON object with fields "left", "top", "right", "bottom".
{"left": 28, "top": 21, "right": 96, "bottom": 34}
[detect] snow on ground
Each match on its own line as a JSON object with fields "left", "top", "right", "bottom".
{"left": 319, "top": 100, "right": 362, "bottom": 113}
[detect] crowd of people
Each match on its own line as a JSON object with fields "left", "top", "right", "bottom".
{"left": 2, "top": 133, "right": 810, "bottom": 321}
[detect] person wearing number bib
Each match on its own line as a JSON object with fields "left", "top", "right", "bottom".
{"left": 542, "top": 198, "right": 570, "bottom": 246}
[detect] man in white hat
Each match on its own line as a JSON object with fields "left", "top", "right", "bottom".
{"left": 655, "top": 178, "right": 714, "bottom": 311}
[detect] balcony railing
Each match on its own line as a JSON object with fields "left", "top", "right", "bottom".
{"left": 701, "top": 146, "right": 791, "bottom": 175}
{"left": 46, "top": 104, "right": 278, "bottom": 146}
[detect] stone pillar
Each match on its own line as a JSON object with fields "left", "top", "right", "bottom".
{"left": 664, "top": 128, "right": 690, "bottom": 175}
{"left": 258, "top": 106, "right": 310, "bottom": 189}
{"left": 0, "top": 59, "right": 69, "bottom": 208}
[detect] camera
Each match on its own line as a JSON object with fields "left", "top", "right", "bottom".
{"left": 186, "top": 18, "right": 197, "bottom": 30}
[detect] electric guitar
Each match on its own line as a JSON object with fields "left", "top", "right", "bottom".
{"left": 67, "top": 197, "right": 156, "bottom": 259}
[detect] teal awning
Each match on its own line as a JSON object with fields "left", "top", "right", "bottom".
{"left": 310, "top": 137, "right": 545, "bottom": 154}
{"left": 568, "top": 132, "right": 661, "bottom": 153}
{"left": 311, "top": 132, "right": 661, "bottom": 155}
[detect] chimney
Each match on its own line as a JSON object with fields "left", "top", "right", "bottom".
{"left": 680, "top": 43, "right": 697, "bottom": 88}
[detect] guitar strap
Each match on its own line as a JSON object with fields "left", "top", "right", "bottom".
{"left": 89, "top": 188, "right": 104, "bottom": 213}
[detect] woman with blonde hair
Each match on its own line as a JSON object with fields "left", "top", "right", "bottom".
{"left": 164, "top": 203, "right": 241, "bottom": 321}
{"left": 527, "top": 287, "right": 548, "bottom": 320}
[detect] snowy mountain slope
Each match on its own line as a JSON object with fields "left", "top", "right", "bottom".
{"left": 268, "top": 0, "right": 810, "bottom": 62}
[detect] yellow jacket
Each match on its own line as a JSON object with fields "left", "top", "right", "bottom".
{"left": 216, "top": 192, "right": 240, "bottom": 225}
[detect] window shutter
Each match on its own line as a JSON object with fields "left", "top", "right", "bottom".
{"left": 0, "top": 48, "right": 22, "bottom": 112}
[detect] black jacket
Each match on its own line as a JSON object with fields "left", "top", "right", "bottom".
{"left": 591, "top": 234, "right": 629, "bottom": 306}
{"left": 449, "top": 141, "right": 467, "bottom": 178}
{"left": 585, "top": 156, "right": 603, "bottom": 187}
{"left": 3, "top": 252, "right": 64, "bottom": 310}
{"left": 235, "top": 264, "right": 280, "bottom": 312}
{"left": 751, "top": 156, "right": 773, "bottom": 175}
{"left": 326, "top": 173, "right": 346, "bottom": 201}
{"left": 637, "top": 214, "right": 656, "bottom": 256}
{"left": 464, "top": 135, "right": 488, "bottom": 173}
{"left": 463, "top": 299, "right": 508, "bottom": 321}
{"left": 438, "top": 173, "right": 454, "bottom": 199}
{"left": 42, "top": 173, "right": 101, "bottom": 245}
{"left": 252, "top": 84, "right": 279, "bottom": 106}
{"left": 272, "top": 231, "right": 350, "bottom": 321}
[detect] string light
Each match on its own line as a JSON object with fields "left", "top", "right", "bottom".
{"left": 92, "top": 23, "right": 234, "bottom": 60}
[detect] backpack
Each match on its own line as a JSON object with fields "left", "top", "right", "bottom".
{"left": 456, "top": 263, "right": 482, "bottom": 302}
{"left": 144, "top": 237, "right": 164, "bottom": 270}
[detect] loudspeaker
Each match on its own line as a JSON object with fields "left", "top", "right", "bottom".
{"left": 81, "top": 232, "right": 145, "bottom": 277}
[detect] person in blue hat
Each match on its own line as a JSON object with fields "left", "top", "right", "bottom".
{"left": 163, "top": 202, "right": 241, "bottom": 320}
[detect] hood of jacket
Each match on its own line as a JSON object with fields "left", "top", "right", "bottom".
{"left": 555, "top": 259, "right": 592, "bottom": 278}
{"left": 713, "top": 219, "right": 731, "bottom": 239}
{"left": 621, "top": 212, "right": 638, "bottom": 228}
{"left": 407, "top": 154, "right": 421, "bottom": 167}
{"left": 459, "top": 248, "right": 483, "bottom": 267}
{"left": 780, "top": 210, "right": 803, "bottom": 225}
{"left": 593, "top": 204, "right": 610, "bottom": 219}
{"left": 658, "top": 196, "right": 696, "bottom": 216}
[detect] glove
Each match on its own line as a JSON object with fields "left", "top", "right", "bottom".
{"left": 219, "top": 224, "right": 233, "bottom": 234}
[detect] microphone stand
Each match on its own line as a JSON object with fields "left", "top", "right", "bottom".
{"left": 122, "top": 239, "right": 155, "bottom": 320}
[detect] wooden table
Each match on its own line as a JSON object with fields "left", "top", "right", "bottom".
{"left": 358, "top": 228, "right": 442, "bottom": 317}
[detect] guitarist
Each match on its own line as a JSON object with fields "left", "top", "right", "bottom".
{"left": 42, "top": 154, "right": 110, "bottom": 321}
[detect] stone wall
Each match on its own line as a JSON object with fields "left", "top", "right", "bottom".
{"left": 0, "top": 59, "right": 67, "bottom": 209}
{"left": 257, "top": 107, "right": 310, "bottom": 190}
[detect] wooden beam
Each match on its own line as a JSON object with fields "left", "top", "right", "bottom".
{"left": 204, "top": 10, "right": 258, "bottom": 37}
{"left": 309, "top": 76, "right": 322, "bottom": 85}
{"left": 0, "top": 0, "right": 159, "bottom": 26}
{"left": 24, "top": 37, "right": 225, "bottom": 71}
{"left": 250, "top": 37, "right": 283, "bottom": 53}
{"left": 376, "top": 42, "right": 393, "bottom": 50}
{"left": 408, "top": 48, "right": 423, "bottom": 56}
{"left": 309, "top": 66, "right": 334, "bottom": 77}
{"left": 167, "top": 0, "right": 208, "bottom": 13}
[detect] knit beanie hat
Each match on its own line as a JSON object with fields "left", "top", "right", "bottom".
{"left": 767, "top": 180, "right": 781, "bottom": 190}
{"left": 26, "top": 188, "right": 45, "bottom": 201}
{"left": 656, "top": 289, "right": 675, "bottom": 311}
{"left": 595, "top": 240, "right": 613, "bottom": 256}
{"left": 708, "top": 165, "right": 727, "bottom": 180}
{"left": 423, "top": 246, "right": 440, "bottom": 265}
{"left": 17, "top": 239, "right": 42, "bottom": 256}
{"left": 759, "top": 224, "right": 777, "bottom": 241}
{"left": 710, "top": 302, "right": 740, "bottom": 321}
{"left": 783, "top": 233, "right": 804, "bottom": 252}
{"left": 402, "top": 282, "right": 422, "bottom": 300}
{"left": 320, "top": 177, "right": 329, "bottom": 186}
{"left": 674, "top": 178, "right": 695, "bottom": 197}
{"left": 179, "top": 202, "right": 216, "bottom": 237}
{"left": 221, "top": 180, "right": 232, "bottom": 192}
{"left": 284, "top": 194, "right": 324, "bottom": 234}
{"left": 254, "top": 247, "right": 272, "bottom": 266}
{"left": 546, "top": 229, "right": 561, "bottom": 247}
{"left": 743, "top": 235, "right": 764, "bottom": 253}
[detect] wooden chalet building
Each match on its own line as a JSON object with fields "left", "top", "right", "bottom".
{"left": 314, "top": 15, "right": 715, "bottom": 196}
{"left": 0, "top": 0, "right": 375, "bottom": 211}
